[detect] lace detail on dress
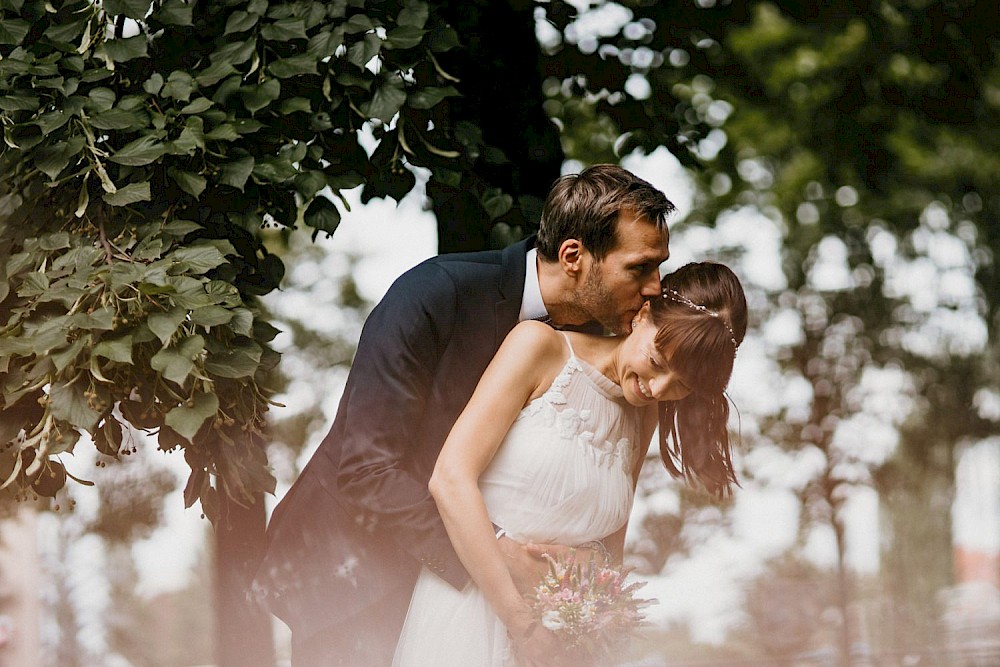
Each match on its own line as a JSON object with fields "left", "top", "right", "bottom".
{"left": 516, "top": 350, "right": 635, "bottom": 473}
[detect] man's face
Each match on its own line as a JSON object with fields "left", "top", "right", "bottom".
{"left": 575, "top": 212, "right": 669, "bottom": 335}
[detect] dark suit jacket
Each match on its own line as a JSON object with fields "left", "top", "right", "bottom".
{"left": 253, "top": 237, "right": 532, "bottom": 642}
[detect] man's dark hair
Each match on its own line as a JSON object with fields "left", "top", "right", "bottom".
{"left": 535, "top": 164, "right": 675, "bottom": 261}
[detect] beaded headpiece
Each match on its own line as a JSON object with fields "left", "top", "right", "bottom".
{"left": 663, "top": 289, "right": 739, "bottom": 357}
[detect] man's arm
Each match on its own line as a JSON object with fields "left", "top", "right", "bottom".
{"left": 325, "top": 261, "right": 468, "bottom": 587}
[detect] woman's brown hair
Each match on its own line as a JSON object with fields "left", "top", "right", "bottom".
{"left": 649, "top": 262, "right": 747, "bottom": 498}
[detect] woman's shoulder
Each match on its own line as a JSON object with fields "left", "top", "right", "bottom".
{"left": 496, "top": 321, "right": 570, "bottom": 373}
{"left": 506, "top": 320, "right": 566, "bottom": 350}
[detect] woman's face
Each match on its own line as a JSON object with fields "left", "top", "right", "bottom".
{"left": 618, "top": 307, "right": 692, "bottom": 406}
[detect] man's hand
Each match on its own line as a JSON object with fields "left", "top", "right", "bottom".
{"left": 496, "top": 535, "right": 551, "bottom": 595}
{"left": 496, "top": 536, "right": 609, "bottom": 595}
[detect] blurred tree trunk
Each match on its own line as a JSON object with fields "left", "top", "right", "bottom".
{"left": 215, "top": 493, "right": 275, "bottom": 667}
{"left": 430, "top": 0, "right": 563, "bottom": 254}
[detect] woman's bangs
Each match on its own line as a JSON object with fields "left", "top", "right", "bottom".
{"left": 657, "top": 318, "right": 733, "bottom": 396}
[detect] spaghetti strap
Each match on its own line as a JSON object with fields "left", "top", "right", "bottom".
{"left": 559, "top": 331, "right": 577, "bottom": 359}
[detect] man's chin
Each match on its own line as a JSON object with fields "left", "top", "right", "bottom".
{"left": 605, "top": 320, "right": 631, "bottom": 336}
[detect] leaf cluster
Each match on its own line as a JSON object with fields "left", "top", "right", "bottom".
{"left": 0, "top": 0, "right": 482, "bottom": 517}
{"left": 0, "top": 221, "right": 279, "bottom": 519}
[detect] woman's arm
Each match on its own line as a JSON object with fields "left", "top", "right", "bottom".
{"left": 428, "top": 320, "right": 564, "bottom": 638}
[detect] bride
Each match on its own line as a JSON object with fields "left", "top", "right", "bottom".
{"left": 392, "top": 262, "right": 747, "bottom": 666}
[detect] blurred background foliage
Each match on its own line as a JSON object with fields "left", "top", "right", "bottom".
{"left": 1, "top": 0, "right": 998, "bottom": 665}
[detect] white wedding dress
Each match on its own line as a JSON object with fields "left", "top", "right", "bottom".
{"left": 392, "top": 333, "right": 646, "bottom": 666}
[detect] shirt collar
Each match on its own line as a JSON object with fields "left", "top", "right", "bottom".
{"left": 519, "top": 247, "right": 547, "bottom": 322}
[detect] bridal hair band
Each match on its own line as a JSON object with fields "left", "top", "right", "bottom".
{"left": 663, "top": 289, "right": 739, "bottom": 356}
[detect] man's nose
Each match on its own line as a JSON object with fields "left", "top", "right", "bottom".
{"left": 639, "top": 271, "right": 662, "bottom": 297}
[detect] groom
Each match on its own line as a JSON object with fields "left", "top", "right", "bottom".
{"left": 253, "top": 164, "right": 675, "bottom": 666}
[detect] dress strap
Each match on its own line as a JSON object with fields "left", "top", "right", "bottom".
{"left": 559, "top": 332, "right": 577, "bottom": 359}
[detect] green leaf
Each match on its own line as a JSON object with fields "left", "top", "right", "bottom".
{"left": 103, "top": 181, "right": 151, "bottom": 206}
{"left": 347, "top": 32, "right": 382, "bottom": 69}
{"left": 280, "top": 97, "right": 312, "bottom": 114}
{"left": 229, "top": 308, "right": 254, "bottom": 336}
{"left": 172, "top": 116, "right": 206, "bottom": 154}
{"left": 252, "top": 156, "right": 298, "bottom": 182}
{"left": 210, "top": 39, "right": 257, "bottom": 67}
{"left": 482, "top": 189, "right": 513, "bottom": 220}
{"left": 144, "top": 72, "right": 164, "bottom": 94}
{"left": 150, "top": 334, "right": 204, "bottom": 385}
{"left": 102, "top": 35, "right": 148, "bottom": 62}
{"left": 303, "top": 195, "right": 341, "bottom": 236}
{"left": 0, "top": 335, "right": 34, "bottom": 358}
{"left": 195, "top": 59, "right": 238, "bottom": 87}
{"left": 260, "top": 18, "right": 307, "bottom": 41}
{"left": 161, "top": 70, "right": 195, "bottom": 102}
{"left": 205, "top": 342, "right": 262, "bottom": 378}
{"left": 407, "top": 85, "right": 460, "bottom": 109}
{"left": 51, "top": 336, "right": 88, "bottom": 372}
{"left": 33, "top": 143, "right": 73, "bottom": 180}
{"left": 0, "top": 193, "right": 24, "bottom": 217}
{"left": 180, "top": 97, "right": 213, "bottom": 114}
{"left": 364, "top": 77, "right": 406, "bottom": 123}
{"left": 18, "top": 271, "right": 50, "bottom": 297}
{"left": 49, "top": 381, "right": 101, "bottom": 431}
{"left": 327, "top": 171, "right": 365, "bottom": 190}
{"left": 40, "top": 285, "right": 88, "bottom": 308}
{"left": 0, "top": 18, "right": 29, "bottom": 45}
{"left": 156, "top": 0, "right": 193, "bottom": 25}
{"left": 243, "top": 78, "right": 281, "bottom": 113}
{"left": 293, "top": 170, "right": 328, "bottom": 199}
{"left": 164, "top": 391, "right": 219, "bottom": 441}
{"left": 384, "top": 26, "right": 425, "bottom": 50}
{"left": 147, "top": 307, "right": 187, "bottom": 344}
{"left": 173, "top": 245, "right": 228, "bottom": 273}
{"left": 398, "top": 2, "right": 429, "bottom": 28}
{"left": 205, "top": 279, "right": 241, "bottom": 306}
{"left": 109, "top": 135, "right": 166, "bottom": 166}
{"left": 268, "top": 54, "right": 318, "bottom": 78}
{"left": 94, "top": 419, "right": 123, "bottom": 457}
{"left": 162, "top": 219, "right": 202, "bottom": 236}
{"left": 88, "top": 88, "right": 117, "bottom": 112}
{"left": 427, "top": 25, "right": 460, "bottom": 52}
{"left": 307, "top": 27, "right": 345, "bottom": 58}
{"left": 0, "top": 95, "right": 39, "bottom": 111}
{"left": 168, "top": 168, "right": 207, "bottom": 197}
{"left": 6, "top": 251, "right": 34, "bottom": 275}
{"left": 90, "top": 108, "right": 148, "bottom": 130}
{"left": 225, "top": 11, "right": 259, "bottom": 35}
{"left": 335, "top": 69, "right": 373, "bottom": 91}
{"left": 34, "top": 110, "right": 70, "bottom": 134}
{"left": 219, "top": 156, "right": 255, "bottom": 190}
{"left": 204, "top": 123, "right": 239, "bottom": 141}
{"left": 343, "top": 14, "right": 376, "bottom": 34}
{"left": 182, "top": 467, "right": 207, "bottom": 508}
{"left": 92, "top": 334, "right": 133, "bottom": 363}
{"left": 189, "top": 305, "right": 234, "bottom": 327}
{"left": 69, "top": 306, "right": 115, "bottom": 331}
{"left": 104, "top": 0, "right": 151, "bottom": 19}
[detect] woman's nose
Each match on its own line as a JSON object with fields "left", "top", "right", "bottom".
{"left": 650, "top": 375, "right": 671, "bottom": 398}
{"left": 651, "top": 373, "right": 688, "bottom": 401}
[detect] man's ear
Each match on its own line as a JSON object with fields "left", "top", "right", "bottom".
{"left": 557, "top": 238, "right": 585, "bottom": 275}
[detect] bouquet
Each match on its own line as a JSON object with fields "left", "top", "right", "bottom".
{"left": 527, "top": 551, "right": 656, "bottom": 663}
